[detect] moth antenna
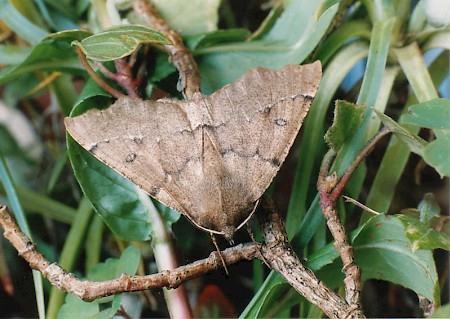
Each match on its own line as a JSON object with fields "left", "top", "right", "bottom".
{"left": 246, "top": 223, "right": 270, "bottom": 268}
{"left": 210, "top": 233, "right": 229, "bottom": 276}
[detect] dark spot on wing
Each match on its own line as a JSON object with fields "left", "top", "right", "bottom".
{"left": 133, "top": 137, "right": 143, "bottom": 144}
{"left": 89, "top": 139, "right": 110, "bottom": 153}
{"left": 275, "top": 118, "right": 287, "bottom": 126}
{"left": 270, "top": 157, "right": 281, "bottom": 167}
{"left": 149, "top": 186, "right": 159, "bottom": 197}
{"left": 125, "top": 153, "right": 137, "bottom": 163}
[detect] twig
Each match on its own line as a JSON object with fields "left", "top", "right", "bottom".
{"left": 132, "top": 0, "right": 202, "bottom": 99}
{"left": 75, "top": 47, "right": 125, "bottom": 99}
{"left": 342, "top": 196, "right": 380, "bottom": 216}
{"left": 317, "top": 128, "right": 389, "bottom": 315}
{"left": 0, "top": 205, "right": 258, "bottom": 302}
{"left": 257, "top": 196, "right": 365, "bottom": 319}
{"left": 318, "top": 151, "right": 362, "bottom": 314}
{"left": 331, "top": 128, "right": 390, "bottom": 199}
{"left": 1, "top": 198, "right": 368, "bottom": 318}
{"left": 94, "top": 59, "right": 142, "bottom": 98}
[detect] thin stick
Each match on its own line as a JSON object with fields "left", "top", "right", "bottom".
{"left": 342, "top": 196, "right": 380, "bottom": 216}
{"left": 112, "top": 59, "right": 140, "bottom": 98}
{"left": 317, "top": 128, "right": 389, "bottom": 314}
{"left": 1, "top": 200, "right": 365, "bottom": 318}
{"left": 75, "top": 47, "right": 124, "bottom": 99}
{"left": 318, "top": 150, "right": 362, "bottom": 313}
{"left": 132, "top": 0, "right": 202, "bottom": 99}
{"left": 331, "top": 128, "right": 390, "bottom": 199}
{"left": 0, "top": 205, "right": 257, "bottom": 302}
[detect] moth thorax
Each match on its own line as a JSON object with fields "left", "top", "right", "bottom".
{"left": 193, "top": 174, "right": 253, "bottom": 238}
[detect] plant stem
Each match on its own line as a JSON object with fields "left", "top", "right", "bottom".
{"left": 316, "top": 128, "right": 389, "bottom": 313}
{"left": 132, "top": 0, "right": 202, "bottom": 99}
{"left": 75, "top": 47, "right": 124, "bottom": 99}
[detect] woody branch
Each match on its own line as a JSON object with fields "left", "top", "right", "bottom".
{"left": 317, "top": 128, "right": 389, "bottom": 316}
{"left": 0, "top": 205, "right": 258, "bottom": 301}
{"left": 132, "top": 0, "right": 202, "bottom": 99}
{"left": 257, "top": 196, "right": 365, "bottom": 319}
{"left": 1, "top": 200, "right": 363, "bottom": 319}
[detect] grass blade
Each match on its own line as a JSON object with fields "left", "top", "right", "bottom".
{"left": 364, "top": 45, "right": 446, "bottom": 216}
{"left": 47, "top": 197, "right": 93, "bottom": 318}
{"left": 0, "top": 154, "right": 46, "bottom": 318}
{"left": 286, "top": 41, "right": 369, "bottom": 237}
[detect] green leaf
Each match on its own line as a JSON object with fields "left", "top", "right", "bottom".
{"left": 69, "top": 78, "right": 113, "bottom": 114}
{"left": 354, "top": 214, "right": 439, "bottom": 303}
{"left": 365, "top": 50, "right": 449, "bottom": 216}
{"left": 152, "top": 0, "right": 220, "bottom": 36}
{"left": 0, "top": 124, "right": 31, "bottom": 160}
{"left": 249, "top": 2, "right": 285, "bottom": 41}
{"left": 409, "top": 98, "right": 450, "bottom": 177}
{"left": 418, "top": 193, "right": 441, "bottom": 223}
{"left": 0, "top": 0, "right": 48, "bottom": 45}
{"left": 431, "top": 303, "right": 450, "bottom": 318}
{"left": 0, "top": 154, "right": 46, "bottom": 318}
{"left": 373, "top": 108, "right": 427, "bottom": 156}
{"left": 423, "top": 135, "right": 450, "bottom": 177}
{"left": 0, "top": 44, "right": 32, "bottom": 65}
{"left": 356, "top": 17, "right": 398, "bottom": 107}
{"left": 67, "top": 137, "right": 152, "bottom": 241}
{"left": 240, "top": 272, "right": 286, "bottom": 318}
{"left": 150, "top": 53, "right": 177, "bottom": 82}
{"left": 88, "top": 246, "right": 140, "bottom": 280}
{"left": 315, "top": 0, "right": 340, "bottom": 20}
{"left": 73, "top": 25, "right": 171, "bottom": 62}
{"left": 324, "top": 100, "right": 365, "bottom": 151}
{"left": 332, "top": 16, "right": 397, "bottom": 207}
{"left": 47, "top": 198, "right": 94, "bottom": 319}
{"left": 57, "top": 295, "right": 99, "bottom": 319}
{"left": 397, "top": 215, "right": 450, "bottom": 253}
{"left": 245, "top": 212, "right": 442, "bottom": 316}
{"left": 401, "top": 98, "right": 450, "bottom": 130}
{"left": 0, "top": 37, "right": 83, "bottom": 84}
{"left": 286, "top": 40, "right": 369, "bottom": 238}
{"left": 196, "top": 0, "right": 338, "bottom": 94}
{"left": 256, "top": 282, "right": 299, "bottom": 317}
{"left": 310, "top": 214, "right": 441, "bottom": 304}
{"left": 186, "top": 28, "right": 251, "bottom": 50}
{"left": 314, "top": 20, "right": 372, "bottom": 65}
{"left": 34, "top": 0, "right": 79, "bottom": 30}
{"left": 58, "top": 246, "right": 140, "bottom": 319}
{"left": 44, "top": 29, "right": 93, "bottom": 42}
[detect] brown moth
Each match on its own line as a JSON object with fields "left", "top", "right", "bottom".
{"left": 65, "top": 62, "right": 322, "bottom": 241}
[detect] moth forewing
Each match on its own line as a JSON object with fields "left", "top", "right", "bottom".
{"left": 65, "top": 61, "right": 322, "bottom": 240}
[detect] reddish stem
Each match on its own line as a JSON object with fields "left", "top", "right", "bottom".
{"left": 76, "top": 47, "right": 124, "bottom": 99}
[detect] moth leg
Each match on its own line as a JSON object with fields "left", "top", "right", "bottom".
{"left": 210, "top": 233, "right": 229, "bottom": 276}
{"left": 246, "top": 223, "right": 270, "bottom": 268}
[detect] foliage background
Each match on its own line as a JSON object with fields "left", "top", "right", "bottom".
{"left": 0, "top": 0, "right": 449, "bottom": 318}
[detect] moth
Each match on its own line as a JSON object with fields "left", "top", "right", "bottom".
{"left": 65, "top": 62, "right": 322, "bottom": 241}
